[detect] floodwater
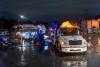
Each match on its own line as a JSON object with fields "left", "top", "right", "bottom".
{"left": 0, "top": 35, "right": 100, "bottom": 67}
{"left": 0, "top": 40, "right": 56, "bottom": 67}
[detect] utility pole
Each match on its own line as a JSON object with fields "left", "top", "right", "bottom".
{"left": 84, "top": 9, "right": 89, "bottom": 34}
{"left": 18, "top": 19, "right": 19, "bottom": 31}
{"left": 84, "top": 9, "right": 89, "bottom": 20}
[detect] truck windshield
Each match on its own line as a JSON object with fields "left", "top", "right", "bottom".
{"left": 61, "top": 27, "right": 81, "bottom": 35}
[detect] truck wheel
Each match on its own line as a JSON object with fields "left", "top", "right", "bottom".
{"left": 57, "top": 45, "right": 63, "bottom": 56}
{"left": 58, "top": 51, "right": 63, "bottom": 56}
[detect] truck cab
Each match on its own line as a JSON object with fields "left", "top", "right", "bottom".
{"left": 54, "top": 21, "right": 88, "bottom": 54}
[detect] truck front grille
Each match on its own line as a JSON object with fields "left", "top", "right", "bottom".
{"left": 69, "top": 40, "right": 82, "bottom": 45}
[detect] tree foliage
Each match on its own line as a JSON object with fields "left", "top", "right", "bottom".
{"left": 0, "top": 17, "right": 50, "bottom": 29}
{"left": 95, "top": 15, "right": 100, "bottom": 19}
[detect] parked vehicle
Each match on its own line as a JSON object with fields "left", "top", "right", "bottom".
{"left": 0, "top": 37, "right": 17, "bottom": 49}
{"left": 0, "top": 29, "right": 9, "bottom": 36}
{"left": 16, "top": 28, "right": 37, "bottom": 40}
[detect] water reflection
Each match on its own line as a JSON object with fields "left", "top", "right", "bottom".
{"left": 0, "top": 40, "right": 90, "bottom": 67}
{"left": 18, "top": 41, "right": 35, "bottom": 60}
{"left": 59, "top": 55, "right": 87, "bottom": 67}
{"left": 22, "top": 40, "right": 34, "bottom": 47}
{"left": 1, "top": 40, "right": 36, "bottom": 67}
{"left": 35, "top": 44, "right": 53, "bottom": 56}
{"left": 18, "top": 54, "right": 27, "bottom": 66}
{"left": 18, "top": 40, "right": 35, "bottom": 52}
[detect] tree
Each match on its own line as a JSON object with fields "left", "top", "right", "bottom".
{"left": 26, "top": 19, "right": 33, "bottom": 24}
{"left": 95, "top": 15, "right": 100, "bottom": 19}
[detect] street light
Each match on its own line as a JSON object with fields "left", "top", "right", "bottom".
{"left": 20, "top": 15, "right": 25, "bottom": 19}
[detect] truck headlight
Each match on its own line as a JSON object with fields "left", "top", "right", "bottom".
{"left": 84, "top": 39, "right": 88, "bottom": 44}
{"left": 60, "top": 41, "right": 66, "bottom": 45}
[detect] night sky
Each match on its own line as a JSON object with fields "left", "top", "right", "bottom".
{"left": 0, "top": 0, "right": 100, "bottom": 23}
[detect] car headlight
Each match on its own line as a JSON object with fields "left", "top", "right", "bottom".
{"left": 22, "top": 33, "right": 25, "bottom": 36}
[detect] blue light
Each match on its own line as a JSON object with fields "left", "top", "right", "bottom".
{"left": 52, "top": 22, "right": 58, "bottom": 31}
{"left": 44, "top": 45, "right": 48, "bottom": 50}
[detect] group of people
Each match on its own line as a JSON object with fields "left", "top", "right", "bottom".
{"left": 35, "top": 24, "right": 55, "bottom": 39}
{"left": 34, "top": 25, "right": 55, "bottom": 53}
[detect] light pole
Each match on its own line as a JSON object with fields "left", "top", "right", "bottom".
{"left": 18, "top": 15, "right": 25, "bottom": 46}
{"left": 18, "top": 19, "right": 19, "bottom": 31}
{"left": 18, "top": 15, "right": 24, "bottom": 32}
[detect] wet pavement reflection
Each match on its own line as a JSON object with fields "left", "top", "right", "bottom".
{"left": 0, "top": 40, "right": 56, "bottom": 67}
{"left": 1, "top": 36, "right": 100, "bottom": 67}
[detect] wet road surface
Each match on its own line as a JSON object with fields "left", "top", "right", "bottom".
{"left": 0, "top": 43, "right": 56, "bottom": 67}
{"left": 0, "top": 42, "right": 100, "bottom": 67}
{"left": 0, "top": 35, "right": 100, "bottom": 67}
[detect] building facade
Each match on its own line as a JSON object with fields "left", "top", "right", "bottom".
{"left": 81, "top": 19, "right": 100, "bottom": 34}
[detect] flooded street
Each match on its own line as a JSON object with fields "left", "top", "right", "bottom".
{"left": 0, "top": 35, "right": 100, "bottom": 67}
{"left": 0, "top": 43, "right": 55, "bottom": 67}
